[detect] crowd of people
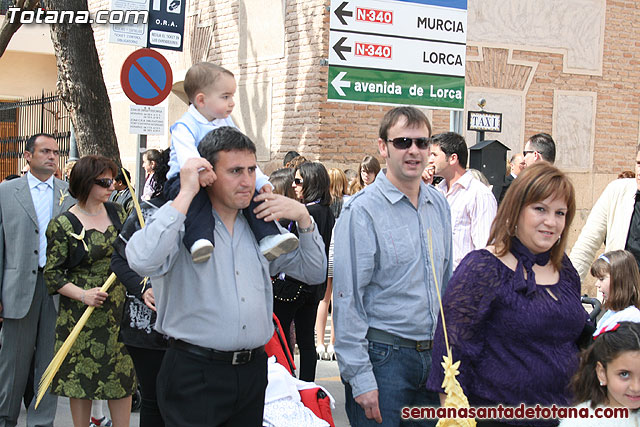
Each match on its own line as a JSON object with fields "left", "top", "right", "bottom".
{"left": 0, "top": 60, "right": 639, "bottom": 427}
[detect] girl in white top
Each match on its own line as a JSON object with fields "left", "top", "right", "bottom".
{"left": 590, "top": 250, "right": 640, "bottom": 325}
{"left": 560, "top": 318, "right": 640, "bottom": 426}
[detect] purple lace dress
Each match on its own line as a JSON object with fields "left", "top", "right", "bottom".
{"left": 426, "top": 249, "right": 589, "bottom": 426}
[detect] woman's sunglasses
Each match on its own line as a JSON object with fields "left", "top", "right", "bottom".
{"left": 387, "top": 137, "right": 430, "bottom": 150}
{"left": 94, "top": 178, "right": 114, "bottom": 188}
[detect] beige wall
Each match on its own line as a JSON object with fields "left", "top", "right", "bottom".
{"left": 0, "top": 16, "right": 54, "bottom": 55}
{"left": 0, "top": 51, "right": 57, "bottom": 98}
{"left": 0, "top": 15, "right": 56, "bottom": 98}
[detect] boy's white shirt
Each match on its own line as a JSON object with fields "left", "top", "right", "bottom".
{"left": 169, "top": 104, "right": 270, "bottom": 190}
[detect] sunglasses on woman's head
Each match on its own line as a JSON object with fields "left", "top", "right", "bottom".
{"left": 387, "top": 137, "right": 430, "bottom": 150}
{"left": 94, "top": 178, "right": 114, "bottom": 188}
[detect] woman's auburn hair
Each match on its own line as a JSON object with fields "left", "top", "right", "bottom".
{"left": 488, "top": 162, "right": 576, "bottom": 271}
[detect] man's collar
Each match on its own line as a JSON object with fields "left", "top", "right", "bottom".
{"left": 436, "top": 169, "right": 472, "bottom": 193}
{"left": 456, "top": 170, "right": 474, "bottom": 189}
{"left": 376, "top": 169, "right": 431, "bottom": 205}
{"left": 26, "top": 171, "right": 54, "bottom": 189}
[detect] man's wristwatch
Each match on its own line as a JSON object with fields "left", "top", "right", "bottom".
{"left": 297, "top": 217, "right": 315, "bottom": 233}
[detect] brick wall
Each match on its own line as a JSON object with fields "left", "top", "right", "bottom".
{"left": 86, "top": 1, "right": 640, "bottom": 172}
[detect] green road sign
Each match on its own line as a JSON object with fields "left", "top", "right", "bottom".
{"left": 328, "top": 65, "right": 464, "bottom": 110}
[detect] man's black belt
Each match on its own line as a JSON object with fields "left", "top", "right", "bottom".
{"left": 366, "top": 328, "right": 433, "bottom": 352}
{"left": 169, "top": 338, "right": 264, "bottom": 365}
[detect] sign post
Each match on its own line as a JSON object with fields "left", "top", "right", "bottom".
{"left": 121, "top": 48, "right": 173, "bottom": 197}
{"left": 328, "top": 0, "right": 467, "bottom": 109}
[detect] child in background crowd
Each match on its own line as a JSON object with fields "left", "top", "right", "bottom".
{"left": 560, "top": 318, "right": 640, "bottom": 426}
{"left": 590, "top": 250, "right": 640, "bottom": 326}
{"left": 165, "top": 62, "right": 297, "bottom": 262}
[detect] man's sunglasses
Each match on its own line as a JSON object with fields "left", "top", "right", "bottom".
{"left": 523, "top": 150, "right": 535, "bottom": 156}
{"left": 387, "top": 137, "right": 430, "bottom": 150}
{"left": 94, "top": 178, "right": 114, "bottom": 188}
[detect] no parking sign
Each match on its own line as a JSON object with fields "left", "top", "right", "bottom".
{"left": 120, "top": 48, "right": 173, "bottom": 106}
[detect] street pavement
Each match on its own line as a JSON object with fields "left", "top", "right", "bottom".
{"left": 17, "top": 356, "right": 348, "bottom": 427}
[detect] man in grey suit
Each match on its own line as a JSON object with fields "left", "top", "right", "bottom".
{"left": 0, "top": 133, "right": 75, "bottom": 427}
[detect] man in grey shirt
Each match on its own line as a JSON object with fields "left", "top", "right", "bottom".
{"left": 126, "top": 126, "right": 327, "bottom": 426}
{"left": 334, "top": 107, "right": 453, "bottom": 426}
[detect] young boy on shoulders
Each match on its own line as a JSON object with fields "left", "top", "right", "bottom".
{"left": 166, "top": 62, "right": 298, "bottom": 262}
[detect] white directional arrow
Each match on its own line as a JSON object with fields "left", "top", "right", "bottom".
{"left": 331, "top": 71, "right": 351, "bottom": 96}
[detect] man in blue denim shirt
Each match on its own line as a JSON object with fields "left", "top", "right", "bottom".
{"left": 334, "top": 107, "right": 453, "bottom": 426}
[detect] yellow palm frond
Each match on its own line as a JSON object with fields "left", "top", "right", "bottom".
{"left": 122, "top": 168, "right": 148, "bottom": 293}
{"left": 436, "top": 355, "right": 476, "bottom": 427}
{"left": 58, "top": 189, "right": 68, "bottom": 206}
{"left": 121, "top": 167, "right": 145, "bottom": 228}
{"left": 69, "top": 228, "right": 88, "bottom": 251}
{"left": 35, "top": 273, "right": 117, "bottom": 408}
{"left": 140, "top": 276, "right": 149, "bottom": 293}
{"left": 428, "top": 230, "right": 476, "bottom": 427}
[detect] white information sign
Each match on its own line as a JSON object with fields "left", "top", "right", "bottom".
{"left": 129, "top": 105, "right": 165, "bottom": 135}
{"left": 330, "top": 0, "right": 466, "bottom": 43}
{"left": 328, "top": 0, "right": 468, "bottom": 110}
{"left": 109, "top": 0, "right": 149, "bottom": 47}
{"left": 328, "top": 31, "right": 466, "bottom": 77}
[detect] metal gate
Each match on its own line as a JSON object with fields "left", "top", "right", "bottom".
{"left": 0, "top": 92, "right": 71, "bottom": 179}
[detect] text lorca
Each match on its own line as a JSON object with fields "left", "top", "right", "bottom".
{"left": 423, "top": 52, "right": 463, "bottom": 66}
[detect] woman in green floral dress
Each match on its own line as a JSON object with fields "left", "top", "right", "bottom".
{"left": 44, "top": 155, "right": 136, "bottom": 427}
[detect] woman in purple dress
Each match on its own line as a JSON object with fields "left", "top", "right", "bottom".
{"left": 427, "top": 163, "right": 591, "bottom": 426}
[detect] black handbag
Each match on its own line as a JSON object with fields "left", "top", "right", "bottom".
{"left": 272, "top": 277, "right": 304, "bottom": 302}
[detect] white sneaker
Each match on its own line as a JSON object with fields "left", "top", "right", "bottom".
{"left": 190, "top": 239, "right": 213, "bottom": 263}
{"left": 260, "top": 233, "right": 299, "bottom": 261}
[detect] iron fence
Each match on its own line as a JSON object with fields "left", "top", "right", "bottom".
{"left": 0, "top": 92, "right": 71, "bottom": 179}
